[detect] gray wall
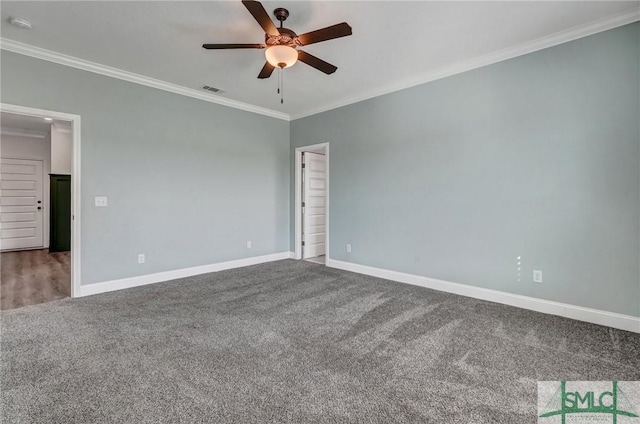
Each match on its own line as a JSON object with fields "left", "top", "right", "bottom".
{"left": 291, "top": 23, "right": 640, "bottom": 317}
{"left": 1, "top": 51, "right": 290, "bottom": 285}
{"left": 2, "top": 23, "right": 638, "bottom": 316}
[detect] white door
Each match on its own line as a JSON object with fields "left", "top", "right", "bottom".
{"left": 302, "top": 152, "right": 326, "bottom": 259}
{"left": 0, "top": 158, "right": 44, "bottom": 250}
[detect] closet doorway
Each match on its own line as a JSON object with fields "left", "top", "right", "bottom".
{"left": 294, "top": 143, "right": 329, "bottom": 265}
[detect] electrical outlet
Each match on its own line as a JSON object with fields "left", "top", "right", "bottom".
{"left": 346, "top": 244, "right": 352, "bottom": 253}
{"left": 95, "top": 196, "right": 108, "bottom": 207}
{"left": 138, "top": 254, "right": 145, "bottom": 264}
{"left": 533, "top": 270, "right": 542, "bottom": 284}
{"left": 246, "top": 241, "right": 252, "bottom": 249}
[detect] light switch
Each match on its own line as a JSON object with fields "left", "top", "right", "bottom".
{"left": 95, "top": 196, "right": 108, "bottom": 207}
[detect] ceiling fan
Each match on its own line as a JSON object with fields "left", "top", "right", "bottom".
{"left": 202, "top": 0, "right": 352, "bottom": 79}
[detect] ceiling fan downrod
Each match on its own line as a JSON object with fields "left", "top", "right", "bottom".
{"left": 274, "top": 7, "right": 289, "bottom": 29}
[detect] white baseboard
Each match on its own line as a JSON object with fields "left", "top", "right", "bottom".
{"left": 79, "top": 251, "right": 294, "bottom": 297}
{"left": 326, "top": 258, "right": 640, "bottom": 334}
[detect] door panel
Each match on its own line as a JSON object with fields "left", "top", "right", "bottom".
{"left": 1, "top": 228, "right": 36, "bottom": 239}
{"left": 0, "top": 158, "right": 44, "bottom": 250}
{"left": 1, "top": 197, "right": 37, "bottom": 206}
{"left": 1, "top": 221, "right": 35, "bottom": 230}
{"left": 1, "top": 190, "right": 40, "bottom": 198}
{"left": 1, "top": 180, "right": 36, "bottom": 190}
{"left": 302, "top": 152, "right": 327, "bottom": 259}
{"left": 0, "top": 205, "right": 37, "bottom": 213}
{"left": 2, "top": 212, "right": 37, "bottom": 222}
{"left": 2, "top": 163, "right": 37, "bottom": 174}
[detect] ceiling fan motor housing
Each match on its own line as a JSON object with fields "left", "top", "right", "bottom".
{"left": 265, "top": 27, "right": 298, "bottom": 47}
{"left": 265, "top": 8, "right": 300, "bottom": 47}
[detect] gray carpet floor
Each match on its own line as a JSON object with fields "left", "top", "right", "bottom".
{"left": 2, "top": 259, "right": 639, "bottom": 423}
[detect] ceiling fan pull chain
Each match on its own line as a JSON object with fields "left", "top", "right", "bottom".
{"left": 281, "top": 70, "right": 284, "bottom": 104}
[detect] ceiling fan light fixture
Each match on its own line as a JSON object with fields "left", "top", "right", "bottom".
{"left": 265, "top": 45, "right": 297, "bottom": 69}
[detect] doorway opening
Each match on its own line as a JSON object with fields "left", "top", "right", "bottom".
{"left": 294, "top": 143, "right": 329, "bottom": 264}
{"left": 0, "top": 104, "right": 81, "bottom": 309}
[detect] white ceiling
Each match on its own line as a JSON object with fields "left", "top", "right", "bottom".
{"left": 0, "top": 112, "right": 71, "bottom": 136}
{"left": 1, "top": 111, "right": 51, "bottom": 135}
{"left": 1, "top": 1, "right": 638, "bottom": 119}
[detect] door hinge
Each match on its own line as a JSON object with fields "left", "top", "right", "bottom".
{"left": 302, "top": 163, "right": 306, "bottom": 168}
{"left": 302, "top": 241, "right": 305, "bottom": 246}
{"left": 302, "top": 201, "right": 305, "bottom": 207}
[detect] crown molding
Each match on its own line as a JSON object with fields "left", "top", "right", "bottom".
{"left": 0, "top": 38, "right": 290, "bottom": 121}
{"left": 291, "top": 9, "right": 640, "bottom": 120}
{"left": 0, "top": 125, "right": 47, "bottom": 139}
{"left": 1, "top": 8, "right": 637, "bottom": 122}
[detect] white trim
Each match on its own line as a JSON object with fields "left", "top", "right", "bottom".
{"left": 294, "top": 143, "right": 330, "bottom": 261}
{"left": 290, "top": 9, "right": 640, "bottom": 120}
{"left": 325, "top": 258, "right": 640, "bottom": 334}
{"left": 0, "top": 126, "right": 47, "bottom": 139}
{"left": 0, "top": 103, "right": 82, "bottom": 299}
{"left": 79, "top": 251, "right": 294, "bottom": 297}
{"left": 0, "top": 38, "right": 289, "bottom": 122}
{"left": 295, "top": 152, "right": 302, "bottom": 259}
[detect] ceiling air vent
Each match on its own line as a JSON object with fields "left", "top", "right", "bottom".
{"left": 202, "top": 85, "right": 225, "bottom": 94}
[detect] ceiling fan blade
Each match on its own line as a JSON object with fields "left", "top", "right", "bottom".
{"left": 296, "top": 22, "right": 352, "bottom": 46}
{"left": 297, "top": 50, "right": 338, "bottom": 75}
{"left": 241, "top": 0, "right": 280, "bottom": 37}
{"left": 257, "top": 62, "right": 275, "bottom": 79}
{"left": 202, "top": 43, "right": 265, "bottom": 49}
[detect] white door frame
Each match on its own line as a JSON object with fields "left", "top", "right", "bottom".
{"left": 294, "top": 142, "right": 329, "bottom": 260}
{"left": 1, "top": 103, "right": 82, "bottom": 298}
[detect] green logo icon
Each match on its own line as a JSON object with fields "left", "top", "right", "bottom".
{"left": 539, "top": 381, "right": 639, "bottom": 423}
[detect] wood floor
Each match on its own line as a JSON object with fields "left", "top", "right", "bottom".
{"left": 1, "top": 249, "right": 70, "bottom": 310}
